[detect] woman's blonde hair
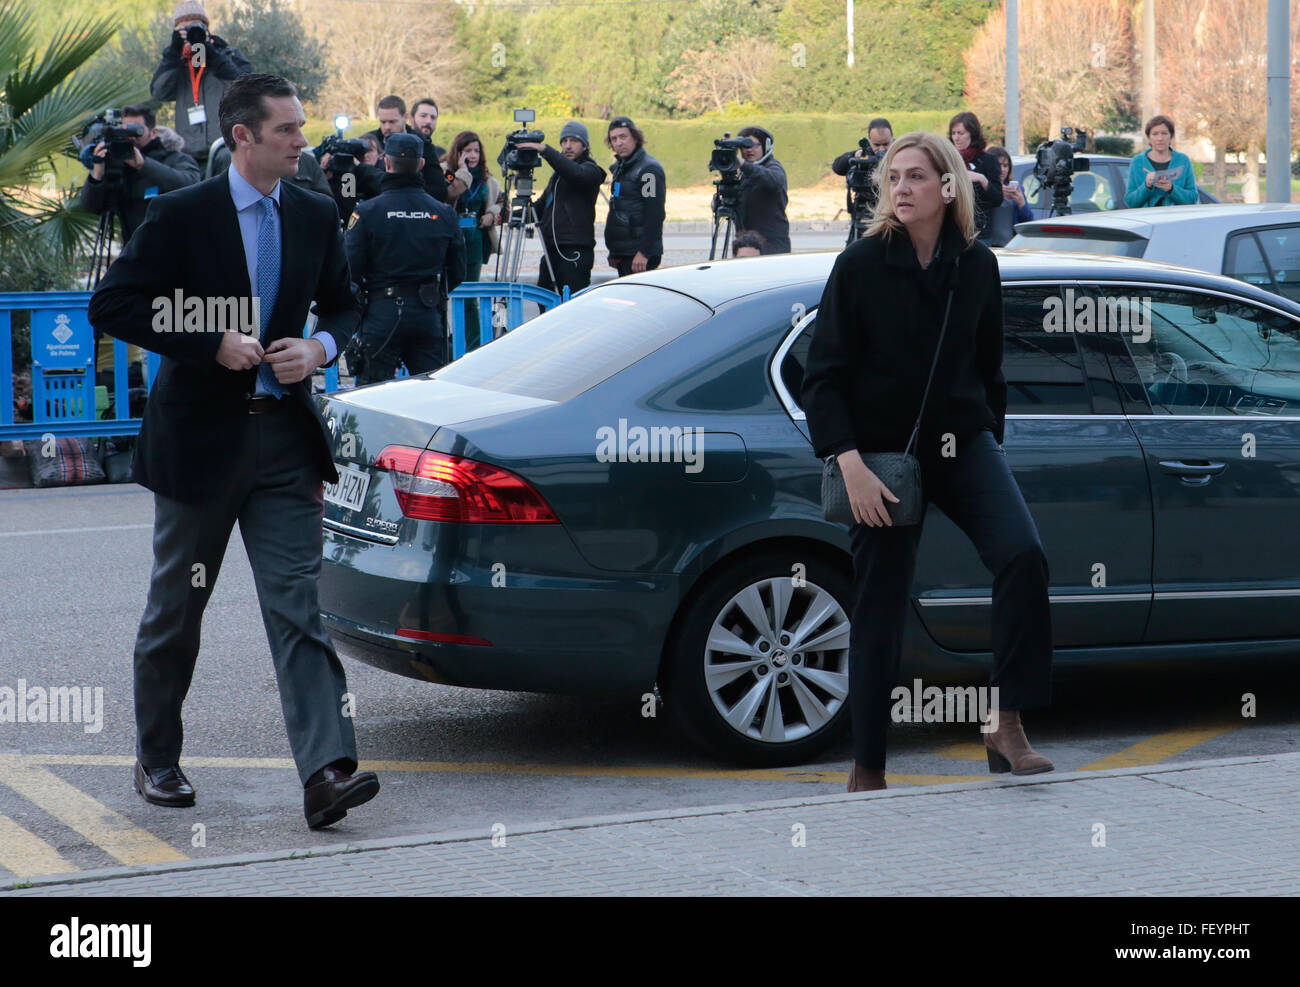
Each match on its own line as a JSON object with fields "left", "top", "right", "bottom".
{"left": 864, "top": 130, "right": 977, "bottom": 248}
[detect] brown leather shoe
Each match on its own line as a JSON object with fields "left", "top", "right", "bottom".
{"left": 304, "top": 766, "right": 380, "bottom": 829}
{"left": 133, "top": 761, "right": 195, "bottom": 807}
{"left": 984, "top": 709, "right": 1053, "bottom": 775}
{"left": 847, "top": 761, "right": 887, "bottom": 792}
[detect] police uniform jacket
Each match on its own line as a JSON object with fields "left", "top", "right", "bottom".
{"left": 345, "top": 172, "right": 466, "bottom": 293}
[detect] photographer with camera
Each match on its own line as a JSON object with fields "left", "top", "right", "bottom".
{"left": 345, "top": 133, "right": 465, "bottom": 385}
{"left": 513, "top": 122, "right": 606, "bottom": 296}
{"left": 317, "top": 134, "right": 384, "bottom": 225}
{"left": 150, "top": 2, "right": 251, "bottom": 167}
{"left": 733, "top": 126, "right": 789, "bottom": 255}
{"left": 605, "top": 117, "right": 665, "bottom": 277}
{"left": 79, "top": 105, "right": 200, "bottom": 244}
{"left": 832, "top": 118, "right": 892, "bottom": 245}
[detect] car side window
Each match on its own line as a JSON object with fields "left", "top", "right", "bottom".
{"left": 1114, "top": 288, "right": 1300, "bottom": 416}
{"left": 1224, "top": 226, "right": 1300, "bottom": 306}
{"left": 777, "top": 313, "right": 814, "bottom": 412}
{"left": 1003, "top": 286, "right": 1094, "bottom": 413}
{"left": 1065, "top": 169, "right": 1115, "bottom": 212}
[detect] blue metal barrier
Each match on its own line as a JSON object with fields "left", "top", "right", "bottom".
{"left": 448, "top": 282, "right": 566, "bottom": 360}
{"left": 2, "top": 282, "right": 566, "bottom": 443}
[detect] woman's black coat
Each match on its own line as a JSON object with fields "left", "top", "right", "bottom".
{"left": 800, "top": 215, "right": 1006, "bottom": 463}
{"left": 967, "top": 150, "right": 1004, "bottom": 238}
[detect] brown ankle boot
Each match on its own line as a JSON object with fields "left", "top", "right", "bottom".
{"left": 847, "top": 761, "right": 887, "bottom": 792}
{"left": 984, "top": 709, "right": 1053, "bottom": 775}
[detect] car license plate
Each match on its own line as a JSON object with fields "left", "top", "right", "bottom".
{"left": 324, "top": 464, "right": 370, "bottom": 512}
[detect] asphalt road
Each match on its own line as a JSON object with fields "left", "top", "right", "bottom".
{"left": 1, "top": 483, "right": 1298, "bottom": 881}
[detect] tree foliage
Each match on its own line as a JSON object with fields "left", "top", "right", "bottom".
{"left": 213, "top": 0, "right": 329, "bottom": 103}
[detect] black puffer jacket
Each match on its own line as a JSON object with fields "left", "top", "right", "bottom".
{"left": 605, "top": 145, "right": 666, "bottom": 259}
{"left": 801, "top": 215, "right": 1006, "bottom": 461}
{"left": 738, "top": 152, "right": 790, "bottom": 253}
{"left": 536, "top": 145, "right": 606, "bottom": 248}
{"left": 965, "top": 149, "right": 1004, "bottom": 239}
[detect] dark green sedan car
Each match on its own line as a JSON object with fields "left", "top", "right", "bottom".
{"left": 316, "top": 251, "right": 1300, "bottom": 766}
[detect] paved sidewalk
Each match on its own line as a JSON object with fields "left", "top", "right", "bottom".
{"left": 5, "top": 753, "right": 1298, "bottom": 896}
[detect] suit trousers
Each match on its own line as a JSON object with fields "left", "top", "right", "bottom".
{"left": 132, "top": 401, "right": 357, "bottom": 786}
{"left": 847, "top": 428, "right": 1052, "bottom": 768}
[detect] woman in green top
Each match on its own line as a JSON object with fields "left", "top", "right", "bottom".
{"left": 1125, "top": 114, "right": 1197, "bottom": 208}
{"left": 444, "top": 131, "right": 502, "bottom": 350}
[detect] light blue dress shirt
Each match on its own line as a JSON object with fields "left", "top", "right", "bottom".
{"left": 227, "top": 165, "right": 336, "bottom": 395}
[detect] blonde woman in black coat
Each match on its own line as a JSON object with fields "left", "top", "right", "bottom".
{"left": 801, "top": 131, "right": 1053, "bottom": 792}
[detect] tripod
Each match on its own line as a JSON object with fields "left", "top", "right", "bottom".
{"left": 845, "top": 190, "right": 875, "bottom": 246}
{"left": 494, "top": 169, "right": 556, "bottom": 286}
{"left": 1045, "top": 179, "right": 1075, "bottom": 218}
{"left": 86, "top": 198, "right": 121, "bottom": 289}
{"left": 709, "top": 178, "right": 742, "bottom": 260}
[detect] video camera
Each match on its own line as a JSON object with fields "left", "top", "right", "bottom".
{"left": 503, "top": 109, "right": 545, "bottom": 176}
{"left": 846, "top": 137, "right": 885, "bottom": 194}
{"left": 315, "top": 134, "right": 369, "bottom": 174}
{"left": 709, "top": 134, "right": 753, "bottom": 178}
{"left": 1034, "top": 126, "right": 1090, "bottom": 215}
{"left": 71, "top": 110, "right": 146, "bottom": 184}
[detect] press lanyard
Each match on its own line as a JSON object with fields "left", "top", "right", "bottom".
{"left": 187, "top": 55, "right": 206, "bottom": 107}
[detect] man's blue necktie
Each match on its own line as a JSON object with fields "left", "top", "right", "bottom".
{"left": 256, "top": 195, "right": 285, "bottom": 398}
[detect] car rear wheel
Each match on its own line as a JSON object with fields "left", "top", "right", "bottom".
{"left": 662, "top": 550, "right": 853, "bottom": 766}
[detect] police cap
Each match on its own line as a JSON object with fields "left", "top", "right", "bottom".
{"left": 384, "top": 133, "right": 423, "bottom": 159}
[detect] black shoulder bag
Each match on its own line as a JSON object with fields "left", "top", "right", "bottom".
{"left": 821, "top": 254, "right": 960, "bottom": 527}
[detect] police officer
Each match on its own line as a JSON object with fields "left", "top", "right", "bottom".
{"left": 345, "top": 133, "right": 465, "bottom": 385}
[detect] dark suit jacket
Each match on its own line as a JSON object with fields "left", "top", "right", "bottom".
{"left": 88, "top": 172, "right": 362, "bottom": 502}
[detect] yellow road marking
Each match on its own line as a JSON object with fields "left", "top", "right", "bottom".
{"left": 934, "top": 742, "right": 989, "bottom": 761}
{"left": 0, "top": 813, "right": 78, "bottom": 877}
{"left": 0, "top": 757, "right": 187, "bottom": 868}
{"left": 1078, "top": 724, "right": 1237, "bottom": 771}
{"left": 13, "top": 753, "right": 981, "bottom": 787}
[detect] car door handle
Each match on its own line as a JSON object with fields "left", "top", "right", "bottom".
{"left": 1159, "top": 460, "right": 1227, "bottom": 485}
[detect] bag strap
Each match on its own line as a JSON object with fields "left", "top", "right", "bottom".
{"left": 904, "top": 254, "right": 960, "bottom": 458}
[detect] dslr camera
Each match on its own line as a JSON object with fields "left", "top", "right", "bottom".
{"left": 315, "top": 134, "right": 368, "bottom": 174}
{"left": 72, "top": 110, "right": 146, "bottom": 184}
{"left": 184, "top": 23, "right": 208, "bottom": 46}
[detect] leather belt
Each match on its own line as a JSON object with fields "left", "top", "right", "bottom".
{"left": 248, "top": 395, "right": 289, "bottom": 414}
{"left": 379, "top": 284, "right": 427, "bottom": 298}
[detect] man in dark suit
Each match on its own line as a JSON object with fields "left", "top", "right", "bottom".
{"left": 88, "top": 74, "right": 380, "bottom": 830}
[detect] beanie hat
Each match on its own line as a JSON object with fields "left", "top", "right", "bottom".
{"left": 560, "top": 121, "right": 590, "bottom": 147}
{"left": 608, "top": 116, "right": 636, "bottom": 134}
{"left": 173, "top": 2, "right": 209, "bottom": 27}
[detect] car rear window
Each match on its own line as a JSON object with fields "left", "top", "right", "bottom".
{"left": 1007, "top": 226, "right": 1147, "bottom": 257}
{"left": 432, "top": 284, "right": 712, "bottom": 401}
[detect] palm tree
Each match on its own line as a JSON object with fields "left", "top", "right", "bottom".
{"left": 0, "top": 0, "right": 144, "bottom": 289}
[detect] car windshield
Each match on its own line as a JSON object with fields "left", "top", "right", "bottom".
{"left": 432, "top": 284, "right": 712, "bottom": 401}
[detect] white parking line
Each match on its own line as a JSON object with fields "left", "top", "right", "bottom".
{"left": 0, "top": 524, "right": 153, "bottom": 538}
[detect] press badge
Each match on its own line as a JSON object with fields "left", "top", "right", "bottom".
{"left": 144, "top": 186, "right": 159, "bottom": 199}
{"left": 611, "top": 181, "right": 620, "bottom": 197}
{"left": 187, "top": 104, "right": 207, "bottom": 126}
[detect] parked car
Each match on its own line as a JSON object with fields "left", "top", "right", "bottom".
{"left": 316, "top": 251, "right": 1300, "bottom": 766}
{"left": 1006, "top": 203, "right": 1300, "bottom": 307}
{"left": 1010, "top": 153, "right": 1219, "bottom": 219}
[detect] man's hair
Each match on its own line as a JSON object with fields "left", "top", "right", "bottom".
{"left": 733, "top": 232, "right": 766, "bottom": 254}
{"left": 387, "top": 155, "right": 421, "bottom": 175}
{"left": 412, "top": 97, "right": 438, "bottom": 116}
{"left": 865, "top": 130, "right": 977, "bottom": 248}
{"left": 1144, "top": 114, "right": 1176, "bottom": 139}
{"left": 947, "top": 111, "right": 986, "bottom": 152}
{"left": 737, "top": 126, "right": 772, "bottom": 154}
{"left": 867, "top": 117, "right": 893, "bottom": 135}
{"left": 219, "top": 74, "right": 297, "bottom": 151}
{"left": 605, "top": 122, "right": 645, "bottom": 151}
{"left": 123, "top": 104, "right": 156, "bottom": 130}
{"left": 377, "top": 94, "right": 406, "bottom": 117}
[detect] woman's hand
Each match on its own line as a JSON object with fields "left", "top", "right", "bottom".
{"left": 969, "top": 169, "right": 989, "bottom": 190}
{"left": 479, "top": 212, "right": 498, "bottom": 229}
{"left": 1006, "top": 181, "right": 1026, "bottom": 206}
{"left": 1154, "top": 175, "right": 1173, "bottom": 192}
{"left": 837, "top": 450, "right": 900, "bottom": 527}
{"left": 1145, "top": 171, "right": 1156, "bottom": 189}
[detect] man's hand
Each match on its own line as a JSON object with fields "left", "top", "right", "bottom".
{"left": 91, "top": 141, "right": 107, "bottom": 181}
{"left": 320, "top": 152, "right": 332, "bottom": 172}
{"left": 126, "top": 146, "right": 144, "bottom": 170}
{"left": 631, "top": 251, "right": 649, "bottom": 273}
{"left": 216, "top": 332, "right": 264, "bottom": 371}
{"left": 263, "top": 337, "right": 327, "bottom": 385}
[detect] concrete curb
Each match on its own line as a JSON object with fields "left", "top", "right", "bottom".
{"left": 4, "top": 750, "right": 1292, "bottom": 893}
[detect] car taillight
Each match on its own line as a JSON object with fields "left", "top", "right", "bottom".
{"left": 374, "top": 446, "right": 558, "bottom": 524}
{"left": 1035, "top": 225, "right": 1086, "bottom": 235}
